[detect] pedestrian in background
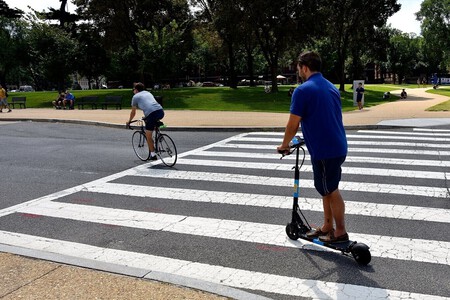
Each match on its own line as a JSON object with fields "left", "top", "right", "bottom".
{"left": 0, "top": 84, "right": 12, "bottom": 113}
{"left": 356, "top": 82, "right": 364, "bottom": 110}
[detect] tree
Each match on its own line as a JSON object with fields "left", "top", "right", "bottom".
{"left": 26, "top": 23, "right": 78, "bottom": 90}
{"left": 137, "top": 20, "right": 187, "bottom": 84}
{"left": 76, "top": 25, "right": 110, "bottom": 89}
{"left": 385, "top": 30, "right": 419, "bottom": 84}
{"left": 321, "top": 0, "right": 400, "bottom": 90}
{"left": 74, "top": 0, "right": 192, "bottom": 84}
{"left": 416, "top": 0, "right": 450, "bottom": 72}
{"left": 185, "top": 27, "right": 224, "bottom": 82}
{"left": 0, "top": 17, "right": 29, "bottom": 87}
{"left": 241, "top": 0, "right": 320, "bottom": 93}
{"left": 192, "top": 0, "right": 246, "bottom": 88}
{"left": 43, "top": 0, "right": 80, "bottom": 30}
{"left": 0, "top": 0, "right": 22, "bottom": 18}
{"left": 0, "top": 1, "right": 24, "bottom": 87}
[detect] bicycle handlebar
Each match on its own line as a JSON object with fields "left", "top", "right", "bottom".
{"left": 126, "top": 119, "right": 142, "bottom": 130}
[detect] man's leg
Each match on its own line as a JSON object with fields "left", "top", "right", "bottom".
{"left": 145, "top": 130, "right": 155, "bottom": 152}
{"left": 321, "top": 196, "right": 334, "bottom": 233}
{"left": 323, "top": 189, "right": 346, "bottom": 237}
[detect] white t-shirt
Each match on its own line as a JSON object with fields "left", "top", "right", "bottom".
{"left": 131, "top": 91, "right": 162, "bottom": 117}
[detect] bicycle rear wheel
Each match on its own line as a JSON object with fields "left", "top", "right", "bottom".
{"left": 132, "top": 131, "right": 150, "bottom": 161}
{"left": 157, "top": 134, "right": 177, "bottom": 167}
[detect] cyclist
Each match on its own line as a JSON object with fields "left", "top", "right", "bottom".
{"left": 127, "top": 82, "right": 164, "bottom": 161}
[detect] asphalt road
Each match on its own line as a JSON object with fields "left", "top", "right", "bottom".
{"left": 0, "top": 122, "right": 449, "bottom": 299}
{"left": 0, "top": 122, "right": 237, "bottom": 209}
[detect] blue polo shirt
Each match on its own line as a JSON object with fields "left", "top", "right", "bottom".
{"left": 290, "top": 73, "right": 347, "bottom": 160}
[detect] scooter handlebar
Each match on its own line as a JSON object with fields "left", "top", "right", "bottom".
{"left": 278, "top": 136, "right": 305, "bottom": 158}
{"left": 290, "top": 136, "right": 305, "bottom": 147}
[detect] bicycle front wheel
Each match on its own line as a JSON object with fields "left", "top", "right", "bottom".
{"left": 157, "top": 134, "right": 177, "bottom": 167}
{"left": 132, "top": 131, "right": 150, "bottom": 161}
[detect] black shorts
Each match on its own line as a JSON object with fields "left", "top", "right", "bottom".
{"left": 144, "top": 109, "right": 164, "bottom": 130}
{"left": 311, "top": 156, "right": 346, "bottom": 196}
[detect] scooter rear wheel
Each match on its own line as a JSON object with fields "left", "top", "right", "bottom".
{"left": 286, "top": 223, "right": 300, "bottom": 240}
{"left": 350, "top": 243, "right": 371, "bottom": 265}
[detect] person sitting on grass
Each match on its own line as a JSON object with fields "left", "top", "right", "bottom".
{"left": 52, "top": 92, "right": 65, "bottom": 109}
{"left": 63, "top": 90, "right": 75, "bottom": 109}
{"left": 400, "top": 89, "right": 407, "bottom": 99}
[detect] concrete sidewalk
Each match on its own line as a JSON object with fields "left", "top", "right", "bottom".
{"left": 0, "top": 87, "right": 449, "bottom": 300}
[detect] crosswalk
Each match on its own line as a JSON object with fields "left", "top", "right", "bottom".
{"left": 0, "top": 128, "right": 449, "bottom": 299}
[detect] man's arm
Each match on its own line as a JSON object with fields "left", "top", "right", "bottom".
{"left": 128, "top": 106, "right": 137, "bottom": 124}
{"left": 277, "top": 113, "right": 301, "bottom": 152}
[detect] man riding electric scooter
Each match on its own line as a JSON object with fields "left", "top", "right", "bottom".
{"left": 277, "top": 51, "right": 349, "bottom": 244}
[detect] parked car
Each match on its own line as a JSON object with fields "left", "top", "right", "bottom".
{"left": 19, "top": 85, "right": 34, "bottom": 92}
{"left": 201, "top": 82, "right": 216, "bottom": 87}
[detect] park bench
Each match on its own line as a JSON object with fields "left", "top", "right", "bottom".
{"left": 8, "top": 97, "right": 26, "bottom": 109}
{"left": 101, "top": 96, "right": 123, "bottom": 110}
{"left": 77, "top": 96, "right": 100, "bottom": 109}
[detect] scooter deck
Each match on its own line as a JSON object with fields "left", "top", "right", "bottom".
{"left": 298, "top": 233, "right": 355, "bottom": 252}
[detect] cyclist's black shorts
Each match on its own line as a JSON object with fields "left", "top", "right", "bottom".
{"left": 144, "top": 109, "right": 164, "bottom": 131}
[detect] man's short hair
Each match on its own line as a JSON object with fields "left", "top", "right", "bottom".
{"left": 298, "top": 51, "right": 322, "bottom": 72}
{"left": 134, "top": 82, "right": 145, "bottom": 92}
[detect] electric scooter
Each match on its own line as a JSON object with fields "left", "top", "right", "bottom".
{"left": 279, "top": 136, "right": 371, "bottom": 265}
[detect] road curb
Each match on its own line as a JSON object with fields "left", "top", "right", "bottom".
{"left": 0, "top": 244, "right": 272, "bottom": 300}
{"left": 0, "top": 117, "right": 413, "bottom": 131}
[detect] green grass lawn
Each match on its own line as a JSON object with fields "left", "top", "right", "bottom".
{"left": 7, "top": 84, "right": 448, "bottom": 112}
{"left": 425, "top": 86, "right": 450, "bottom": 111}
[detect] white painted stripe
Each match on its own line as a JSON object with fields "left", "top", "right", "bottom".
{"left": 127, "top": 167, "right": 448, "bottom": 198}
{"left": 358, "top": 130, "right": 450, "bottom": 137}
{"left": 0, "top": 165, "right": 145, "bottom": 218}
{"left": 347, "top": 134, "right": 450, "bottom": 142}
{"left": 191, "top": 150, "right": 450, "bottom": 167}
{"left": 414, "top": 128, "right": 450, "bottom": 133}
{"left": 1, "top": 231, "right": 446, "bottom": 300}
{"left": 241, "top": 130, "right": 450, "bottom": 140}
{"left": 346, "top": 155, "right": 450, "bottom": 167}
{"left": 177, "top": 158, "right": 448, "bottom": 180}
{"left": 14, "top": 202, "right": 450, "bottom": 265}
{"left": 234, "top": 136, "right": 450, "bottom": 149}
{"left": 347, "top": 140, "right": 450, "bottom": 148}
{"left": 85, "top": 182, "right": 450, "bottom": 223}
{"left": 216, "top": 143, "right": 450, "bottom": 156}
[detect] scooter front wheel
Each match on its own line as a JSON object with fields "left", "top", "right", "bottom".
{"left": 286, "top": 223, "right": 300, "bottom": 240}
{"left": 350, "top": 243, "right": 371, "bottom": 265}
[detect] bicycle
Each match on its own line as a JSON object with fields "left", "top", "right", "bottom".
{"left": 127, "top": 119, "right": 178, "bottom": 167}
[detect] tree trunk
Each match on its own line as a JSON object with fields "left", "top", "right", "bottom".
{"left": 227, "top": 41, "right": 237, "bottom": 89}
{"left": 246, "top": 49, "right": 256, "bottom": 87}
{"left": 270, "top": 63, "right": 278, "bottom": 93}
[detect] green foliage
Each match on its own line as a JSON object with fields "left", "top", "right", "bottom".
{"left": 2, "top": 0, "right": 449, "bottom": 95}
{"left": 417, "top": 0, "right": 450, "bottom": 71}
{"left": 137, "top": 20, "right": 186, "bottom": 83}
{"left": 0, "top": 17, "right": 29, "bottom": 85}
{"left": 76, "top": 25, "right": 109, "bottom": 89}
{"left": 320, "top": 0, "right": 401, "bottom": 90}
{"left": 26, "top": 23, "right": 78, "bottom": 90}
{"left": 386, "top": 30, "right": 421, "bottom": 83}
